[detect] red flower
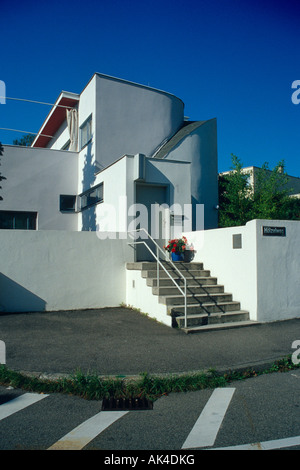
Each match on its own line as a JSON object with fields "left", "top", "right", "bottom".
{"left": 163, "top": 236, "right": 189, "bottom": 254}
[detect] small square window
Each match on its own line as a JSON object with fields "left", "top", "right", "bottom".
{"left": 60, "top": 195, "right": 76, "bottom": 212}
{"left": 232, "top": 234, "right": 242, "bottom": 249}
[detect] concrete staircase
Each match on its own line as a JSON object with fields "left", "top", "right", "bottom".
{"left": 126, "top": 261, "right": 257, "bottom": 333}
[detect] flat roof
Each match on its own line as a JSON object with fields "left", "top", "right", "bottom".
{"left": 93, "top": 72, "right": 184, "bottom": 104}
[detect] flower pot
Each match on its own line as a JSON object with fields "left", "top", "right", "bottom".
{"left": 183, "top": 250, "right": 195, "bottom": 263}
{"left": 171, "top": 252, "right": 184, "bottom": 262}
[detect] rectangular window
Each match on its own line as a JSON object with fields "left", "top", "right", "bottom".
{"left": 0, "top": 211, "right": 37, "bottom": 230}
{"left": 79, "top": 183, "right": 103, "bottom": 210}
{"left": 80, "top": 115, "right": 92, "bottom": 149}
{"left": 60, "top": 195, "right": 76, "bottom": 212}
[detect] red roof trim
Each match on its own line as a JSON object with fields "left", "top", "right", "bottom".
{"left": 32, "top": 95, "right": 79, "bottom": 148}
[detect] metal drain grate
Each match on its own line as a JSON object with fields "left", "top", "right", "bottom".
{"left": 102, "top": 396, "right": 153, "bottom": 411}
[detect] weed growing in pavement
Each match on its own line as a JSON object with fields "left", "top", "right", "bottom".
{"left": 0, "top": 355, "right": 299, "bottom": 401}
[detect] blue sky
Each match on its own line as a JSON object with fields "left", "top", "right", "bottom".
{"left": 1, "top": 0, "right": 300, "bottom": 175}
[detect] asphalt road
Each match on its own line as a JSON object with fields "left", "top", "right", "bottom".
{"left": 0, "top": 370, "right": 299, "bottom": 451}
{"left": 0, "top": 308, "right": 299, "bottom": 377}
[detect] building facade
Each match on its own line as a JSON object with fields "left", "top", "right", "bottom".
{"left": 220, "top": 165, "right": 300, "bottom": 198}
{"left": 0, "top": 73, "right": 219, "bottom": 259}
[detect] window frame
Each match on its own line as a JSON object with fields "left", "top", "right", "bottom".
{"left": 79, "top": 183, "right": 104, "bottom": 211}
{"left": 59, "top": 195, "right": 77, "bottom": 213}
{"left": 0, "top": 211, "right": 37, "bottom": 230}
{"left": 80, "top": 114, "right": 92, "bottom": 150}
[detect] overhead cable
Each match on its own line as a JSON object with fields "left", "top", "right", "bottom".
{"left": 0, "top": 128, "right": 53, "bottom": 138}
{"left": 0, "top": 96, "right": 76, "bottom": 109}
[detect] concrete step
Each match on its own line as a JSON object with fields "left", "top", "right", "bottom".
{"left": 160, "top": 292, "right": 233, "bottom": 306}
{"left": 126, "top": 261, "right": 204, "bottom": 271}
{"left": 146, "top": 276, "right": 218, "bottom": 287}
{"left": 142, "top": 269, "right": 211, "bottom": 279}
{"left": 152, "top": 285, "right": 225, "bottom": 296}
{"left": 170, "top": 301, "right": 241, "bottom": 315}
{"left": 175, "top": 310, "right": 250, "bottom": 328}
{"left": 181, "top": 320, "right": 259, "bottom": 334}
{"left": 126, "top": 260, "right": 252, "bottom": 333}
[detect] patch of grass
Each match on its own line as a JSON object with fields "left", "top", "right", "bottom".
{"left": 0, "top": 355, "right": 299, "bottom": 402}
{"left": 223, "top": 355, "right": 300, "bottom": 382}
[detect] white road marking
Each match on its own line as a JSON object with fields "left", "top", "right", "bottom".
{"left": 213, "top": 435, "right": 300, "bottom": 450}
{"left": 181, "top": 387, "right": 235, "bottom": 449}
{"left": 0, "top": 393, "right": 48, "bottom": 421}
{"left": 1, "top": 387, "right": 297, "bottom": 451}
{"left": 48, "top": 411, "right": 129, "bottom": 450}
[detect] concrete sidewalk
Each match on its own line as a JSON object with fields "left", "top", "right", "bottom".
{"left": 0, "top": 307, "right": 299, "bottom": 378}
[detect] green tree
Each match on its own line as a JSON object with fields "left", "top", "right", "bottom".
{"left": 13, "top": 134, "right": 35, "bottom": 146}
{"left": 218, "top": 155, "right": 299, "bottom": 227}
{"left": 252, "top": 160, "right": 290, "bottom": 219}
{"left": 218, "top": 154, "right": 252, "bottom": 227}
{"left": 280, "top": 196, "right": 300, "bottom": 220}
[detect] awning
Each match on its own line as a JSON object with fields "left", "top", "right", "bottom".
{"left": 32, "top": 92, "right": 79, "bottom": 148}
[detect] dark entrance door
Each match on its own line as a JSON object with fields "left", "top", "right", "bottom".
{"left": 134, "top": 184, "right": 168, "bottom": 261}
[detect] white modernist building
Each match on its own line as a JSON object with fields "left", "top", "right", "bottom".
{"left": 0, "top": 73, "right": 299, "bottom": 328}
{"left": 220, "top": 165, "right": 300, "bottom": 198}
{"left": 0, "top": 73, "right": 218, "bottom": 259}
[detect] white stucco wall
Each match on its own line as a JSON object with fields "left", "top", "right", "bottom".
{"left": 1, "top": 145, "right": 78, "bottom": 230}
{"left": 4, "top": 75, "right": 217, "bottom": 237}
{"left": 256, "top": 220, "right": 300, "bottom": 322}
{"left": 145, "top": 157, "right": 191, "bottom": 207}
{"left": 46, "top": 74, "right": 184, "bottom": 199}
{"left": 81, "top": 154, "right": 192, "bottom": 236}
{"left": 184, "top": 219, "right": 300, "bottom": 323}
{"left": 79, "top": 154, "right": 129, "bottom": 232}
{"left": 78, "top": 75, "right": 97, "bottom": 197}
{"left": 184, "top": 222, "right": 258, "bottom": 320}
{"left": 94, "top": 74, "right": 184, "bottom": 169}
{"left": 45, "top": 116, "right": 71, "bottom": 150}
{"left": 163, "top": 119, "right": 219, "bottom": 229}
{"left": 0, "top": 230, "right": 129, "bottom": 312}
{"left": 126, "top": 268, "right": 172, "bottom": 326}
{"left": 77, "top": 73, "right": 185, "bottom": 223}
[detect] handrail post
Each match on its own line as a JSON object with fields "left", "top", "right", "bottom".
{"left": 128, "top": 228, "right": 188, "bottom": 329}
{"left": 184, "top": 278, "right": 187, "bottom": 328}
{"left": 156, "top": 244, "right": 159, "bottom": 289}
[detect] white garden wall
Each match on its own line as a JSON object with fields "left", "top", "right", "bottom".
{"left": 256, "top": 220, "right": 300, "bottom": 322}
{"left": 184, "top": 219, "right": 300, "bottom": 323}
{"left": 0, "top": 230, "right": 131, "bottom": 313}
{"left": 1, "top": 220, "right": 298, "bottom": 323}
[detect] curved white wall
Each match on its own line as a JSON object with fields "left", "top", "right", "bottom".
{"left": 162, "top": 119, "right": 218, "bottom": 229}
{"left": 95, "top": 74, "right": 184, "bottom": 169}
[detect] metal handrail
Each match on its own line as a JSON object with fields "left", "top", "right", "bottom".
{"left": 128, "top": 228, "right": 188, "bottom": 328}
